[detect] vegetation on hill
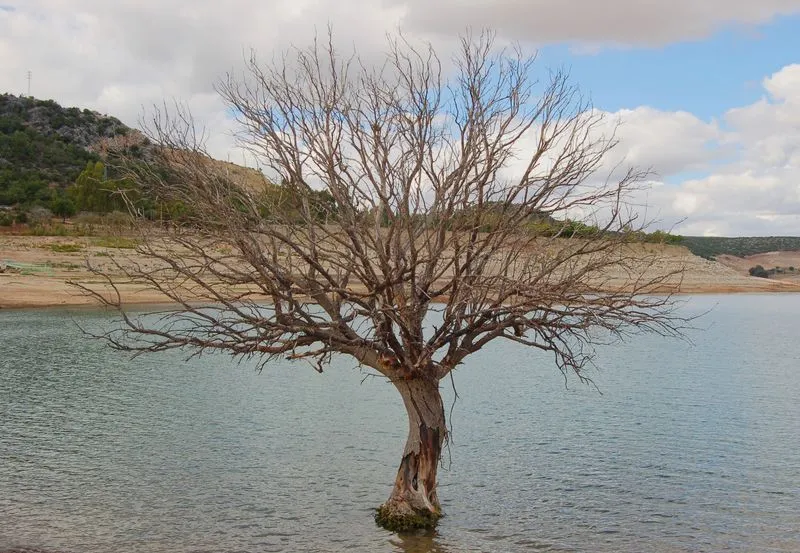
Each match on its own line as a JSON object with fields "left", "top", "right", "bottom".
{"left": 0, "top": 94, "right": 334, "bottom": 228}
{"left": 0, "top": 93, "right": 131, "bottom": 209}
{"left": 748, "top": 264, "right": 797, "bottom": 279}
{"left": 0, "top": 94, "right": 766, "bottom": 253}
{"left": 681, "top": 236, "right": 800, "bottom": 259}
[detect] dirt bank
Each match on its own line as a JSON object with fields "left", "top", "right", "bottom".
{"left": 2, "top": 236, "right": 798, "bottom": 309}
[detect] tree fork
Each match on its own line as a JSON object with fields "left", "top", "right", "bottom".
{"left": 87, "top": 30, "right": 688, "bottom": 533}
{"left": 376, "top": 377, "right": 447, "bottom": 531}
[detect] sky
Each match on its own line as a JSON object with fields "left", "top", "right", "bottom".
{"left": 1, "top": 0, "right": 799, "bottom": 236}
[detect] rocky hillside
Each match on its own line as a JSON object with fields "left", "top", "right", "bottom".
{"left": 0, "top": 94, "right": 130, "bottom": 147}
{"left": 0, "top": 93, "right": 133, "bottom": 206}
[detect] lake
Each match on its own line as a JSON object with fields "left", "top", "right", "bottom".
{"left": 1, "top": 294, "right": 799, "bottom": 552}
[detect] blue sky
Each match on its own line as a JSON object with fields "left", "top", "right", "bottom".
{"left": 553, "top": 16, "right": 800, "bottom": 118}
{"left": 1, "top": 1, "right": 799, "bottom": 236}
{"left": 539, "top": 18, "right": 798, "bottom": 187}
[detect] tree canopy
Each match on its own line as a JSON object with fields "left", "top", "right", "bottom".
{"left": 80, "top": 31, "right": 688, "bottom": 531}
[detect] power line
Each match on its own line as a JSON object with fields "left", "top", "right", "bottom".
{"left": 27, "top": 70, "right": 32, "bottom": 97}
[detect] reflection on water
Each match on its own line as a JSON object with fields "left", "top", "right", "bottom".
{"left": 1, "top": 294, "right": 800, "bottom": 552}
{"left": 389, "top": 529, "right": 450, "bottom": 553}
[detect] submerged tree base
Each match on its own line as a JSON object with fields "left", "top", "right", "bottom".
{"left": 375, "top": 502, "right": 442, "bottom": 532}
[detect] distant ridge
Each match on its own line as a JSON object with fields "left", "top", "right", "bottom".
{"left": 681, "top": 236, "right": 800, "bottom": 259}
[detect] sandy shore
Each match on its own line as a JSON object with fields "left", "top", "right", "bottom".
{"left": 0, "top": 235, "right": 174, "bottom": 309}
{"left": 2, "top": 235, "right": 799, "bottom": 310}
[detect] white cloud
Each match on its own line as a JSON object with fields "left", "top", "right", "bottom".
{"left": 607, "top": 108, "right": 724, "bottom": 176}
{"left": 0, "top": 0, "right": 407, "bottom": 159}
{"left": 394, "top": 0, "right": 800, "bottom": 47}
{"left": 502, "top": 106, "right": 723, "bottom": 184}
{"left": 725, "top": 64, "right": 800, "bottom": 172}
{"left": 497, "top": 65, "right": 800, "bottom": 236}
{"left": 1, "top": 1, "right": 799, "bottom": 235}
{"left": 640, "top": 65, "right": 800, "bottom": 236}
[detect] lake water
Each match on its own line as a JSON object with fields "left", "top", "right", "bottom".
{"left": 1, "top": 294, "right": 799, "bottom": 552}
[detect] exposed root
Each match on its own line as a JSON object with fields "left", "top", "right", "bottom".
{"left": 375, "top": 500, "right": 441, "bottom": 532}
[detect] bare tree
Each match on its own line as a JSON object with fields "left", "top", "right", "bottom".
{"left": 80, "top": 31, "right": 686, "bottom": 531}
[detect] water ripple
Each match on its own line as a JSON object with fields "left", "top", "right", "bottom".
{"left": 2, "top": 295, "right": 800, "bottom": 552}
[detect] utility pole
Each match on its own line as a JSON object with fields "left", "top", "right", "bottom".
{"left": 27, "top": 71, "right": 32, "bottom": 97}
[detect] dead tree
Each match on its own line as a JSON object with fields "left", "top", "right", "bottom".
{"left": 79, "top": 31, "right": 686, "bottom": 531}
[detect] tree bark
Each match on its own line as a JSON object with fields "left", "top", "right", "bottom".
{"left": 375, "top": 377, "right": 446, "bottom": 531}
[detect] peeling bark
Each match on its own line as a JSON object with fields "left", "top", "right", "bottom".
{"left": 376, "top": 377, "right": 446, "bottom": 531}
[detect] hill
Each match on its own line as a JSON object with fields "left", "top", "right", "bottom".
{"left": 680, "top": 236, "right": 800, "bottom": 259}
{"left": 0, "top": 94, "right": 279, "bottom": 223}
{"left": 2, "top": 94, "right": 798, "bottom": 259}
{"left": 0, "top": 93, "right": 134, "bottom": 206}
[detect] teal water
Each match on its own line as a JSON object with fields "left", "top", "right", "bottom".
{"left": 1, "top": 295, "right": 799, "bottom": 552}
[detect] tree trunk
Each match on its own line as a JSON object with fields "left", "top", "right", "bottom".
{"left": 375, "top": 377, "right": 446, "bottom": 532}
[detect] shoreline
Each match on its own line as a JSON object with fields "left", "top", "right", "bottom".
{"left": 4, "top": 277, "right": 799, "bottom": 312}
{"left": 3, "top": 235, "right": 800, "bottom": 310}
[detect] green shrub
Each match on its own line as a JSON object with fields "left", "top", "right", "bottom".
{"left": 49, "top": 243, "right": 84, "bottom": 253}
